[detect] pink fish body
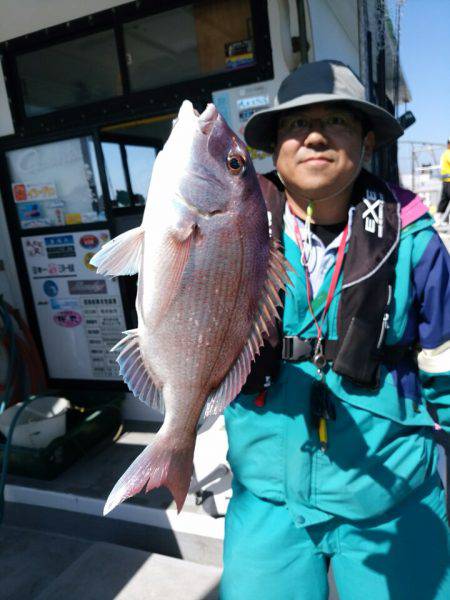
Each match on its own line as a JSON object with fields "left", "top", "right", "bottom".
{"left": 91, "top": 101, "right": 290, "bottom": 514}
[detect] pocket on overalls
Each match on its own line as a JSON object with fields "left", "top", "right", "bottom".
{"left": 224, "top": 373, "right": 287, "bottom": 503}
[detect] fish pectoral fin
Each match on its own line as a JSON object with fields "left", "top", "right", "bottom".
{"left": 104, "top": 430, "right": 195, "bottom": 515}
{"left": 149, "top": 224, "right": 194, "bottom": 326}
{"left": 90, "top": 226, "right": 145, "bottom": 276}
{"left": 204, "top": 238, "right": 292, "bottom": 418}
{"left": 112, "top": 330, "right": 164, "bottom": 413}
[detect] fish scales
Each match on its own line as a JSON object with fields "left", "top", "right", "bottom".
{"left": 90, "top": 100, "right": 290, "bottom": 514}
{"left": 142, "top": 219, "right": 266, "bottom": 421}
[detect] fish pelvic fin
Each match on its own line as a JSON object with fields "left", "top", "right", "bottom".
{"left": 103, "top": 430, "right": 195, "bottom": 515}
{"left": 90, "top": 226, "right": 145, "bottom": 276}
{"left": 112, "top": 329, "right": 165, "bottom": 413}
{"left": 204, "top": 238, "right": 292, "bottom": 418}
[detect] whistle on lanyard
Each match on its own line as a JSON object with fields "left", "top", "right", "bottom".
{"left": 310, "top": 378, "right": 336, "bottom": 450}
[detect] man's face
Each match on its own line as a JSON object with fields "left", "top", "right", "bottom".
{"left": 274, "top": 103, "right": 374, "bottom": 199}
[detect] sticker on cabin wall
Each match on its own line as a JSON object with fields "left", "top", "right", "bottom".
{"left": 43, "top": 280, "right": 59, "bottom": 298}
{"left": 50, "top": 298, "right": 79, "bottom": 311}
{"left": 12, "top": 182, "right": 57, "bottom": 203}
{"left": 21, "top": 230, "right": 126, "bottom": 381}
{"left": 45, "top": 234, "right": 76, "bottom": 259}
{"left": 79, "top": 234, "right": 99, "bottom": 250}
{"left": 53, "top": 310, "right": 83, "bottom": 328}
{"left": 25, "top": 239, "right": 45, "bottom": 257}
{"left": 212, "top": 90, "right": 232, "bottom": 126}
{"left": 68, "top": 279, "right": 107, "bottom": 295}
{"left": 83, "top": 252, "right": 97, "bottom": 271}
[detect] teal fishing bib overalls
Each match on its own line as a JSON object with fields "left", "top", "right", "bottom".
{"left": 220, "top": 174, "right": 450, "bottom": 600}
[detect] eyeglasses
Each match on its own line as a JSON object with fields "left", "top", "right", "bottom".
{"left": 278, "top": 113, "right": 361, "bottom": 138}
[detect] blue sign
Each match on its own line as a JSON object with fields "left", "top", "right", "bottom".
{"left": 43, "top": 280, "right": 59, "bottom": 298}
{"left": 44, "top": 235, "right": 74, "bottom": 246}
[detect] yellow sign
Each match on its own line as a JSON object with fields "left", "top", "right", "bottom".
{"left": 83, "top": 252, "right": 97, "bottom": 271}
{"left": 65, "top": 213, "right": 82, "bottom": 225}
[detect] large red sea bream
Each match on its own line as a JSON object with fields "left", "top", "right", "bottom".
{"left": 91, "top": 100, "right": 290, "bottom": 515}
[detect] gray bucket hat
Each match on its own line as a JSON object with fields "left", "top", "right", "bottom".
{"left": 244, "top": 60, "right": 403, "bottom": 153}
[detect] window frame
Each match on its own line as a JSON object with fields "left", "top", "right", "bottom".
{"left": 0, "top": 0, "right": 273, "bottom": 137}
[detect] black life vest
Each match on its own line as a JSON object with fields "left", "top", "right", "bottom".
{"left": 242, "top": 168, "right": 401, "bottom": 392}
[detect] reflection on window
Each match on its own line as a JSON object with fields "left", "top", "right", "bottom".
{"left": 17, "top": 30, "right": 122, "bottom": 117}
{"left": 101, "top": 140, "right": 157, "bottom": 208}
{"left": 101, "top": 142, "right": 130, "bottom": 207}
{"left": 87, "top": 140, "right": 104, "bottom": 202}
{"left": 6, "top": 137, "right": 106, "bottom": 229}
{"left": 125, "top": 145, "right": 156, "bottom": 205}
{"left": 124, "top": 0, "right": 254, "bottom": 92}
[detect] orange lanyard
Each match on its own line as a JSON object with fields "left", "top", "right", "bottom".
{"left": 289, "top": 205, "right": 348, "bottom": 357}
{"left": 253, "top": 209, "right": 349, "bottom": 410}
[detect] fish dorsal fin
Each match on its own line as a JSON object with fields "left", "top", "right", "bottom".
{"left": 90, "top": 226, "right": 145, "bottom": 276}
{"left": 111, "top": 329, "right": 164, "bottom": 413}
{"left": 204, "top": 240, "right": 292, "bottom": 418}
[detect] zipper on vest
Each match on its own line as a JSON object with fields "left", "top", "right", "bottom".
{"left": 376, "top": 284, "right": 393, "bottom": 349}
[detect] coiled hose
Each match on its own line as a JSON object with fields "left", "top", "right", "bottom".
{"left": 0, "top": 299, "right": 16, "bottom": 414}
{"left": 0, "top": 297, "right": 46, "bottom": 524}
{"left": 0, "top": 395, "right": 43, "bottom": 523}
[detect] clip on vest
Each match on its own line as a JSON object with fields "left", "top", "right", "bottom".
{"left": 282, "top": 336, "right": 339, "bottom": 363}
{"left": 282, "top": 337, "right": 313, "bottom": 361}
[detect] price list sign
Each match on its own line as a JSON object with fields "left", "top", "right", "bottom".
{"left": 22, "top": 230, "right": 127, "bottom": 380}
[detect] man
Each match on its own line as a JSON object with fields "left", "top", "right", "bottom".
{"left": 437, "top": 138, "right": 450, "bottom": 222}
{"left": 221, "top": 60, "right": 450, "bottom": 600}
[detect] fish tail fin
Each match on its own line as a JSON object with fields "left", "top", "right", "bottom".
{"left": 103, "top": 430, "right": 195, "bottom": 515}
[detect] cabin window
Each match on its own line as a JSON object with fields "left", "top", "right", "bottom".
{"left": 123, "top": 0, "right": 254, "bottom": 91}
{"left": 125, "top": 145, "right": 156, "bottom": 206}
{"left": 17, "top": 30, "right": 122, "bottom": 117}
{"left": 101, "top": 142, "right": 130, "bottom": 208}
{"left": 6, "top": 136, "right": 106, "bottom": 229}
{"left": 101, "top": 139, "right": 157, "bottom": 208}
{"left": 1, "top": 0, "right": 270, "bottom": 133}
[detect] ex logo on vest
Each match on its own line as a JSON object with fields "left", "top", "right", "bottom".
{"left": 362, "top": 189, "right": 384, "bottom": 238}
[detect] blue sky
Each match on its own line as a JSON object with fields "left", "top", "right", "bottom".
{"left": 386, "top": 0, "right": 448, "bottom": 173}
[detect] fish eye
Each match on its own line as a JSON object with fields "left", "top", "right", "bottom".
{"left": 227, "top": 153, "right": 246, "bottom": 175}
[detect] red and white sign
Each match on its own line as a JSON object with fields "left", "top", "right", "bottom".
{"left": 12, "top": 182, "right": 58, "bottom": 203}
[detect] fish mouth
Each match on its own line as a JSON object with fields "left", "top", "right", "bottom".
{"left": 197, "top": 103, "right": 219, "bottom": 135}
{"left": 176, "top": 100, "right": 219, "bottom": 135}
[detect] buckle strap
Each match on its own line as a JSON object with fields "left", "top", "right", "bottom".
{"left": 282, "top": 335, "right": 414, "bottom": 364}
{"left": 282, "top": 337, "right": 339, "bottom": 362}
{"left": 282, "top": 337, "right": 314, "bottom": 361}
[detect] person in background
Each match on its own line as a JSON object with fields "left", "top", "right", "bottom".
{"left": 221, "top": 60, "right": 450, "bottom": 600}
{"left": 436, "top": 138, "right": 450, "bottom": 223}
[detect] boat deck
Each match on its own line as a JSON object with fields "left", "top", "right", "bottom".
{"left": 3, "top": 424, "right": 224, "bottom": 568}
